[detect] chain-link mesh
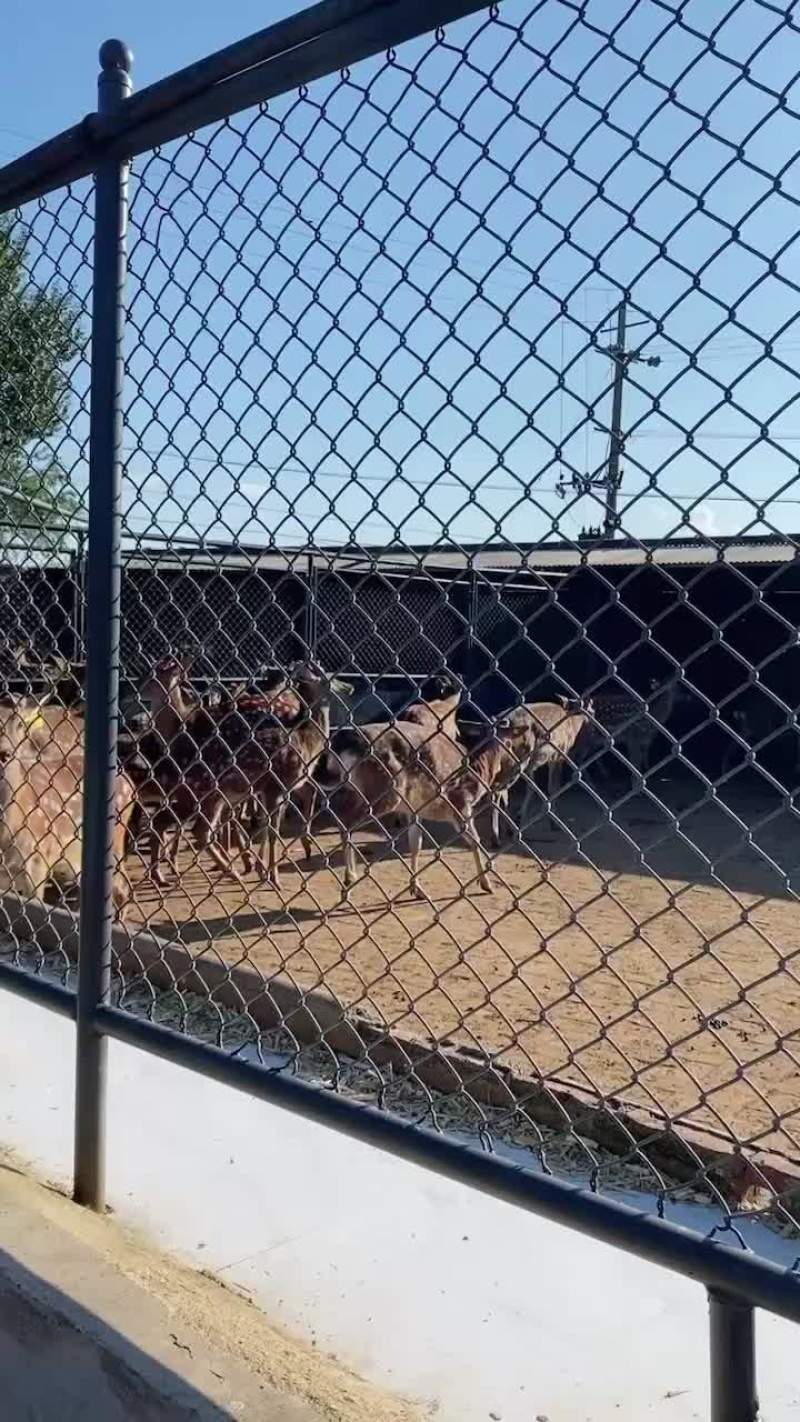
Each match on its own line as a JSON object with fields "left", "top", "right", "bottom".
{"left": 5, "top": 0, "right": 800, "bottom": 1264}
{"left": 0, "top": 180, "right": 91, "bottom": 950}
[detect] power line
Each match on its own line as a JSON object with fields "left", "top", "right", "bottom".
{"left": 122, "top": 500, "right": 441, "bottom": 542}
{"left": 122, "top": 457, "right": 800, "bottom": 511}
{"left": 630, "top": 431, "right": 800, "bottom": 441}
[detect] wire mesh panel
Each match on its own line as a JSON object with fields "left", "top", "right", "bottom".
{"left": 102, "top": 0, "right": 800, "bottom": 1258}
{"left": 119, "top": 560, "right": 306, "bottom": 679}
{"left": 4, "top": 0, "right": 800, "bottom": 1334}
{"left": 314, "top": 570, "right": 469, "bottom": 674}
{"left": 0, "top": 182, "right": 93, "bottom": 967}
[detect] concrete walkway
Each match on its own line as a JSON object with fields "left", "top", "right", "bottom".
{"left": 0, "top": 1158, "right": 421, "bottom": 1422}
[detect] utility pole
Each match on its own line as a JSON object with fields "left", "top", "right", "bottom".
{"left": 605, "top": 298, "right": 628, "bottom": 538}
{"left": 566, "top": 297, "right": 661, "bottom": 541}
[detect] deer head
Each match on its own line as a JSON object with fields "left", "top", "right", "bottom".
{"left": 287, "top": 661, "right": 352, "bottom": 715}
{"left": 418, "top": 672, "right": 462, "bottom": 703}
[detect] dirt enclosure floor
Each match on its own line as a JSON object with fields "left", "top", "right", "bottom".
{"left": 123, "top": 771, "right": 800, "bottom": 1167}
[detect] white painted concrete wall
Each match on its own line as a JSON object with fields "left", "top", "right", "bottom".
{"left": 2, "top": 987, "right": 799, "bottom": 1422}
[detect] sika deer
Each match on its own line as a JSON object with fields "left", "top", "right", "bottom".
{"left": 0, "top": 704, "right": 136, "bottom": 914}
{"left": 490, "top": 697, "right": 595, "bottom": 847}
{"left": 133, "top": 661, "right": 298, "bottom": 881}
{"left": 315, "top": 714, "right": 516, "bottom": 896}
{"left": 140, "top": 656, "right": 198, "bottom": 746}
{"left": 621, "top": 676, "right": 677, "bottom": 776}
{"left": 593, "top": 676, "right": 678, "bottom": 783}
{"left": 170, "top": 662, "right": 351, "bottom": 891}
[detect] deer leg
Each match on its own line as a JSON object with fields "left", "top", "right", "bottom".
{"left": 254, "top": 819, "right": 270, "bottom": 878}
{"left": 196, "top": 794, "right": 247, "bottom": 884}
{"left": 123, "top": 800, "right": 146, "bottom": 858}
{"left": 113, "top": 795, "right": 137, "bottom": 917}
{"left": 516, "top": 773, "right": 536, "bottom": 840}
{"left": 490, "top": 789, "right": 506, "bottom": 850}
{"left": 284, "top": 779, "right": 316, "bottom": 864}
{"left": 462, "top": 809, "right": 492, "bottom": 893}
{"left": 113, "top": 857, "right": 131, "bottom": 913}
{"left": 247, "top": 796, "right": 265, "bottom": 857}
{"left": 228, "top": 812, "right": 253, "bottom": 875}
{"left": 407, "top": 819, "right": 423, "bottom": 898}
{"left": 150, "top": 808, "right": 176, "bottom": 887}
{"left": 248, "top": 793, "right": 271, "bottom": 879}
{"left": 628, "top": 733, "right": 645, "bottom": 787}
{"left": 267, "top": 816, "right": 277, "bottom": 885}
{"left": 206, "top": 834, "right": 246, "bottom": 884}
{"left": 112, "top": 877, "right": 131, "bottom": 919}
{"left": 342, "top": 829, "right": 360, "bottom": 890}
{"left": 245, "top": 797, "right": 260, "bottom": 863}
{"left": 546, "top": 758, "right": 561, "bottom": 825}
{"left": 167, "top": 820, "right": 182, "bottom": 873}
{"left": 294, "top": 780, "right": 316, "bottom": 862}
{"left": 266, "top": 806, "right": 285, "bottom": 893}
{"left": 222, "top": 797, "right": 253, "bottom": 874}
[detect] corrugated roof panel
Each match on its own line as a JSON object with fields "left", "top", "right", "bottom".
{"left": 116, "top": 535, "right": 800, "bottom": 575}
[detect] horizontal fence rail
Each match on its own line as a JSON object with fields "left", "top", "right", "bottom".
{"left": 1, "top": 1, "right": 799, "bottom": 1413}
{"left": 0, "top": 0, "right": 495, "bottom": 213}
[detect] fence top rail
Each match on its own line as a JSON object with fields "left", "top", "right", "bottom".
{"left": 0, "top": 0, "right": 492, "bottom": 215}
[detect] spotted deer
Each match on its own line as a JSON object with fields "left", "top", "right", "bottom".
{"left": 315, "top": 711, "right": 519, "bottom": 896}
{"left": 149, "top": 663, "right": 351, "bottom": 890}
{"left": 489, "top": 696, "right": 595, "bottom": 847}
{"left": 593, "top": 676, "right": 678, "bottom": 782}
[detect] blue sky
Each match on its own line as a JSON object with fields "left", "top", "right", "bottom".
{"left": 5, "top": 0, "right": 800, "bottom": 553}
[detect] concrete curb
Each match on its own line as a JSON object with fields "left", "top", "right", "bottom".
{"left": 0, "top": 1161, "right": 325, "bottom": 1421}
{"left": 1, "top": 891, "right": 796, "bottom": 1204}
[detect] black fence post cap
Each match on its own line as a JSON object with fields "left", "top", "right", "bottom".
{"left": 99, "top": 39, "right": 133, "bottom": 73}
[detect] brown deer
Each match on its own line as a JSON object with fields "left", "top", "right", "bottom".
{"left": 315, "top": 713, "right": 517, "bottom": 896}
{"left": 381, "top": 673, "right": 465, "bottom": 839}
{"left": 402, "top": 673, "right": 463, "bottom": 737}
{"left": 0, "top": 704, "right": 136, "bottom": 914}
{"left": 594, "top": 676, "right": 678, "bottom": 783}
{"left": 489, "top": 697, "right": 595, "bottom": 847}
{"left": 149, "top": 662, "right": 351, "bottom": 890}
{"left": 133, "top": 659, "right": 301, "bottom": 881}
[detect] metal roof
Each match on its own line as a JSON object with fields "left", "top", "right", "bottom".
{"left": 119, "top": 543, "right": 561, "bottom": 581}
{"left": 118, "top": 533, "right": 800, "bottom": 577}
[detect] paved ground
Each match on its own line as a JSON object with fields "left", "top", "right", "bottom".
{"left": 123, "top": 773, "right": 800, "bottom": 1165}
{"left": 0, "top": 1156, "right": 422, "bottom": 1422}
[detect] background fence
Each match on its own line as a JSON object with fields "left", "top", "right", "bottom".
{"left": 5, "top": 536, "right": 800, "bottom": 777}
{"left": 1, "top": 1, "right": 800, "bottom": 1415}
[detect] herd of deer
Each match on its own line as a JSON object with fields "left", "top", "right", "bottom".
{"left": 0, "top": 653, "right": 677, "bottom": 916}
{"left": 0, "top": 654, "right": 613, "bottom": 910}
{"left": 130, "top": 657, "right": 599, "bottom": 898}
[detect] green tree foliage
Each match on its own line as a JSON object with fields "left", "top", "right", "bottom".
{"left": 0, "top": 215, "right": 84, "bottom": 550}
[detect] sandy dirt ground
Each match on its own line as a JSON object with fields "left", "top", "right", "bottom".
{"left": 123, "top": 771, "right": 800, "bottom": 1165}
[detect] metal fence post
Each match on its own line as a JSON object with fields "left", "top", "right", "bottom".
{"left": 73, "top": 38, "right": 133, "bottom": 1210}
{"left": 708, "top": 1289, "right": 759, "bottom": 1422}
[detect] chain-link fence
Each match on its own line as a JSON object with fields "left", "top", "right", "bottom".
{"left": 1, "top": 0, "right": 800, "bottom": 1400}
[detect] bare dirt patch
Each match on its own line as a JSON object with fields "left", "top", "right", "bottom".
{"left": 124, "top": 779, "right": 800, "bottom": 1165}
